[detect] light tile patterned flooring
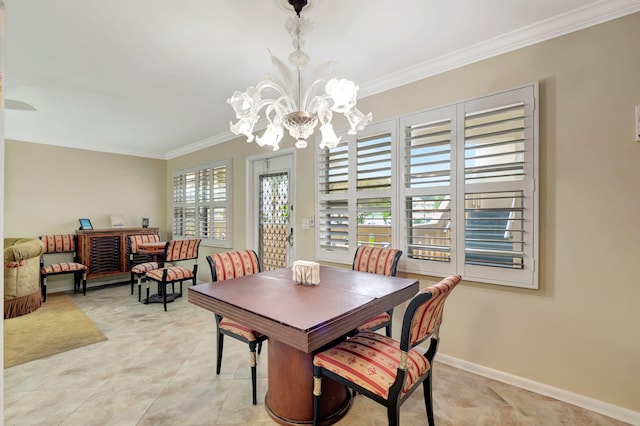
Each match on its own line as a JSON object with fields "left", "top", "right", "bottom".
{"left": 4, "top": 283, "right": 630, "bottom": 425}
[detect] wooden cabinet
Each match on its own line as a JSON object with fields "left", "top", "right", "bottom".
{"left": 77, "top": 228, "right": 160, "bottom": 279}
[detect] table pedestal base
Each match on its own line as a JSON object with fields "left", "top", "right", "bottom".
{"left": 266, "top": 340, "right": 352, "bottom": 426}
{"left": 143, "top": 293, "right": 180, "bottom": 304}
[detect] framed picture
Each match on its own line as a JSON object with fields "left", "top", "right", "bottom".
{"left": 142, "top": 218, "right": 149, "bottom": 228}
{"left": 79, "top": 218, "right": 93, "bottom": 230}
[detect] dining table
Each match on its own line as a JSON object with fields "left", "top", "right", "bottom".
{"left": 136, "top": 241, "right": 167, "bottom": 266}
{"left": 136, "top": 241, "right": 176, "bottom": 304}
{"left": 188, "top": 265, "right": 419, "bottom": 426}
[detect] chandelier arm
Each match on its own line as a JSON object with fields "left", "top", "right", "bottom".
{"left": 252, "top": 94, "right": 297, "bottom": 117}
{"left": 255, "top": 79, "right": 290, "bottom": 99}
{"left": 305, "top": 94, "right": 326, "bottom": 118}
{"left": 301, "top": 78, "right": 327, "bottom": 111}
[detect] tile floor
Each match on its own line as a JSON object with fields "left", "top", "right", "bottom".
{"left": 4, "top": 283, "right": 630, "bottom": 425}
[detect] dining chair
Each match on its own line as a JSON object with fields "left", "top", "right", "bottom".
{"left": 145, "top": 239, "right": 201, "bottom": 311}
{"left": 352, "top": 245, "right": 403, "bottom": 337}
{"left": 312, "top": 274, "right": 462, "bottom": 426}
{"left": 206, "top": 250, "right": 268, "bottom": 405}
{"left": 128, "top": 234, "right": 161, "bottom": 301}
{"left": 39, "top": 234, "right": 88, "bottom": 302}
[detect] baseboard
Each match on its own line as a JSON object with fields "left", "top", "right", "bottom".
{"left": 436, "top": 354, "right": 639, "bottom": 425}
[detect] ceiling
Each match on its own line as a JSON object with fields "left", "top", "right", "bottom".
{"left": 4, "top": 0, "right": 640, "bottom": 159}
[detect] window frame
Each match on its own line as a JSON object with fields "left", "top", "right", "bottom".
{"left": 315, "top": 83, "right": 539, "bottom": 289}
{"left": 316, "top": 120, "right": 398, "bottom": 263}
{"left": 172, "top": 158, "right": 233, "bottom": 248}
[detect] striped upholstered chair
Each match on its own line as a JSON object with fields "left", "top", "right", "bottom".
{"left": 352, "top": 246, "right": 403, "bottom": 337}
{"left": 128, "top": 234, "right": 161, "bottom": 301}
{"left": 206, "top": 250, "right": 268, "bottom": 405}
{"left": 39, "top": 234, "right": 88, "bottom": 302}
{"left": 312, "top": 275, "right": 462, "bottom": 426}
{"left": 145, "top": 239, "right": 201, "bottom": 311}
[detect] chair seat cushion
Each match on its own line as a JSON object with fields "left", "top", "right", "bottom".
{"left": 146, "top": 266, "right": 193, "bottom": 282}
{"left": 219, "top": 317, "right": 263, "bottom": 342}
{"left": 41, "top": 262, "right": 87, "bottom": 274}
{"left": 357, "top": 312, "right": 391, "bottom": 331}
{"left": 313, "top": 331, "right": 429, "bottom": 399}
{"left": 131, "top": 262, "right": 159, "bottom": 274}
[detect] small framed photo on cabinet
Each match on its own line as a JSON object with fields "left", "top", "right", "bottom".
{"left": 79, "top": 218, "right": 93, "bottom": 230}
{"left": 142, "top": 218, "right": 149, "bottom": 228}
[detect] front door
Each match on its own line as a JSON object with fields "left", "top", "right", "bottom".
{"left": 249, "top": 152, "right": 294, "bottom": 270}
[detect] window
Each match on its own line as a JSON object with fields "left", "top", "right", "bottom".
{"left": 317, "top": 122, "right": 396, "bottom": 263}
{"left": 172, "top": 159, "right": 232, "bottom": 247}
{"left": 316, "top": 84, "right": 538, "bottom": 288}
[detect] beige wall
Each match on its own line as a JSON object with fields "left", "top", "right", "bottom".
{"left": 166, "top": 13, "right": 640, "bottom": 412}
{"left": 4, "top": 141, "right": 167, "bottom": 291}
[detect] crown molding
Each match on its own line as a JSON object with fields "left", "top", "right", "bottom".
{"left": 359, "top": 0, "right": 640, "bottom": 98}
{"left": 163, "top": 131, "right": 237, "bottom": 160}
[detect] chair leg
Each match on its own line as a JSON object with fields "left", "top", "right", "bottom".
{"left": 387, "top": 400, "right": 400, "bottom": 426}
{"left": 386, "top": 309, "right": 394, "bottom": 337}
{"left": 312, "top": 366, "right": 322, "bottom": 426}
{"left": 216, "top": 330, "right": 224, "bottom": 375}
{"left": 137, "top": 276, "right": 142, "bottom": 302}
{"left": 81, "top": 273, "right": 87, "bottom": 296}
{"left": 163, "top": 282, "right": 168, "bottom": 312}
{"left": 249, "top": 341, "right": 258, "bottom": 405}
{"left": 41, "top": 276, "right": 47, "bottom": 302}
{"left": 423, "top": 370, "right": 435, "bottom": 426}
{"left": 130, "top": 272, "right": 135, "bottom": 295}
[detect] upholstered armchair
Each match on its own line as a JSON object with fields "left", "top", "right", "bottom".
{"left": 4, "top": 237, "right": 46, "bottom": 318}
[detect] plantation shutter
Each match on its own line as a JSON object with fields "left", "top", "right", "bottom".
{"left": 318, "top": 143, "right": 350, "bottom": 254}
{"left": 459, "top": 86, "right": 537, "bottom": 287}
{"left": 212, "top": 165, "right": 228, "bottom": 240}
{"left": 315, "top": 83, "right": 538, "bottom": 288}
{"left": 355, "top": 129, "right": 393, "bottom": 248}
{"left": 172, "top": 160, "right": 232, "bottom": 246}
{"left": 172, "top": 174, "right": 186, "bottom": 236}
{"left": 400, "top": 105, "right": 457, "bottom": 276}
{"left": 356, "top": 133, "right": 392, "bottom": 191}
{"left": 318, "top": 199, "right": 349, "bottom": 250}
{"left": 185, "top": 171, "right": 197, "bottom": 237}
{"left": 198, "top": 168, "right": 211, "bottom": 239}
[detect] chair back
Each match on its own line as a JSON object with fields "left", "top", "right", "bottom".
{"left": 352, "top": 246, "right": 402, "bottom": 276}
{"left": 401, "top": 274, "right": 462, "bottom": 351}
{"left": 207, "top": 250, "right": 260, "bottom": 282}
{"left": 129, "top": 234, "right": 160, "bottom": 254}
{"left": 164, "top": 239, "right": 201, "bottom": 262}
{"left": 40, "top": 234, "right": 77, "bottom": 254}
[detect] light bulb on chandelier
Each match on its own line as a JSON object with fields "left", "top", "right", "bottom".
{"left": 227, "top": 0, "right": 372, "bottom": 151}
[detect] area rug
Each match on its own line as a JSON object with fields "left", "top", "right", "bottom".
{"left": 4, "top": 293, "right": 107, "bottom": 368}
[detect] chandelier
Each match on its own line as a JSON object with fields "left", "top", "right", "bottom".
{"left": 227, "top": 0, "right": 372, "bottom": 151}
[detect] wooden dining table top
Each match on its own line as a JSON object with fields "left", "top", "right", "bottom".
{"left": 188, "top": 266, "right": 419, "bottom": 352}
{"left": 137, "top": 241, "right": 166, "bottom": 255}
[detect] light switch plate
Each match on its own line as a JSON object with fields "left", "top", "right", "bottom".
{"left": 636, "top": 105, "right": 640, "bottom": 142}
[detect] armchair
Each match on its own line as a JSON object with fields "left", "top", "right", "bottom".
{"left": 4, "top": 238, "right": 46, "bottom": 318}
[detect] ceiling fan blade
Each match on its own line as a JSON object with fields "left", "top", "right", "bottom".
{"left": 5, "top": 99, "right": 37, "bottom": 111}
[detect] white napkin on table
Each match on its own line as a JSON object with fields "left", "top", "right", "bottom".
{"left": 292, "top": 260, "right": 320, "bottom": 285}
